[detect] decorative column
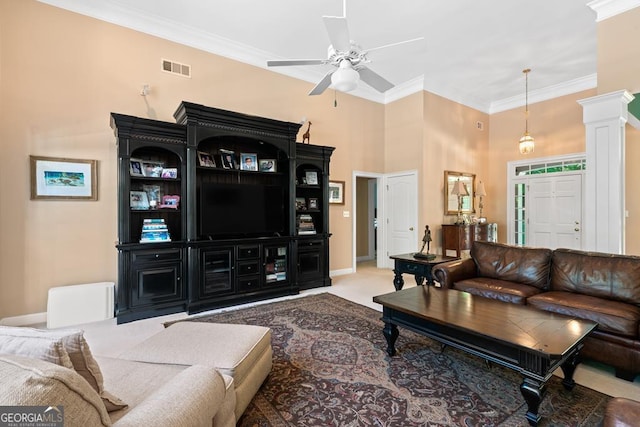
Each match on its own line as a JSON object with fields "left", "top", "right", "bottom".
{"left": 578, "top": 90, "right": 634, "bottom": 254}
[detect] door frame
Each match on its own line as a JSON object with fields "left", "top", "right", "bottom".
{"left": 352, "top": 170, "right": 418, "bottom": 272}
{"left": 506, "top": 153, "right": 585, "bottom": 247}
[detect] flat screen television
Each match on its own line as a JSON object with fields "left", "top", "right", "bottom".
{"left": 199, "top": 183, "right": 286, "bottom": 238}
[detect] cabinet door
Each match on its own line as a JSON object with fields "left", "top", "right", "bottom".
{"left": 130, "top": 249, "right": 184, "bottom": 308}
{"left": 264, "top": 244, "right": 288, "bottom": 286}
{"left": 199, "top": 248, "right": 234, "bottom": 297}
{"left": 297, "top": 239, "right": 325, "bottom": 283}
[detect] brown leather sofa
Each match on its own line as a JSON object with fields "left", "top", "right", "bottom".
{"left": 432, "top": 241, "right": 640, "bottom": 381}
{"left": 603, "top": 397, "right": 640, "bottom": 427}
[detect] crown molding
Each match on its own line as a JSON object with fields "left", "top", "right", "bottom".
{"left": 489, "top": 74, "right": 598, "bottom": 114}
{"left": 587, "top": 0, "right": 640, "bottom": 21}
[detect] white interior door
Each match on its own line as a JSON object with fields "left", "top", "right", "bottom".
{"left": 528, "top": 174, "right": 582, "bottom": 249}
{"left": 385, "top": 172, "right": 418, "bottom": 268}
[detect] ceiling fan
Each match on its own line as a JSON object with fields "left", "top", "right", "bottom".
{"left": 267, "top": 3, "right": 423, "bottom": 96}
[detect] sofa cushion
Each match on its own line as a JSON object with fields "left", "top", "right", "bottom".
{"left": 0, "top": 326, "right": 126, "bottom": 412}
{"left": 471, "top": 241, "right": 552, "bottom": 290}
{"left": 0, "top": 353, "right": 111, "bottom": 427}
{"left": 551, "top": 249, "right": 640, "bottom": 304}
{"left": 454, "top": 277, "right": 543, "bottom": 304}
{"left": 0, "top": 327, "right": 73, "bottom": 369}
{"left": 527, "top": 291, "right": 640, "bottom": 338}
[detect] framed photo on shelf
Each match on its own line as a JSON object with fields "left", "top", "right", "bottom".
{"left": 308, "top": 198, "right": 319, "bottom": 209}
{"left": 197, "top": 151, "right": 216, "bottom": 168}
{"left": 159, "top": 195, "right": 180, "bottom": 209}
{"left": 30, "top": 155, "right": 98, "bottom": 201}
{"left": 295, "top": 197, "right": 307, "bottom": 211}
{"left": 329, "top": 180, "right": 345, "bottom": 205}
{"left": 305, "top": 170, "right": 319, "bottom": 186}
{"left": 259, "top": 159, "right": 276, "bottom": 172}
{"left": 130, "top": 190, "right": 150, "bottom": 210}
{"left": 240, "top": 153, "right": 258, "bottom": 171}
{"left": 219, "top": 149, "right": 236, "bottom": 169}
{"left": 129, "top": 158, "right": 144, "bottom": 177}
{"left": 142, "top": 184, "right": 161, "bottom": 209}
{"left": 161, "top": 168, "right": 177, "bottom": 179}
{"left": 141, "top": 160, "right": 164, "bottom": 177}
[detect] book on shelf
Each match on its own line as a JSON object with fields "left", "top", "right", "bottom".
{"left": 140, "top": 218, "right": 171, "bottom": 243}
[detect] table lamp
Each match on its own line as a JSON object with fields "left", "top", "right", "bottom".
{"left": 451, "top": 179, "right": 468, "bottom": 224}
{"left": 477, "top": 181, "right": 487, "bottom": 222}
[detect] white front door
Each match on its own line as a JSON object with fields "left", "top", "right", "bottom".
{"left": 385, "top": 172, "right": 418, "bottom": 268}
{"left": 528, "top": 174, "right": 582, "bottom": 249}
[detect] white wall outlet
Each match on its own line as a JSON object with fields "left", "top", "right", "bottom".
{"left": 343, "top": 211, "right": 350, "bottom": 218}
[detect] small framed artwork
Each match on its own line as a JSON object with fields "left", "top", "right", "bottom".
{"left": 259, "top": 159, "right": 277, "bottom": 172}
{"left": 130, "top": 190, "right": 150, "bottom": 210}
{"left": 308, "top": 198, "right": 319, "bottom": 209}
{"left": 141, "top": 160, "right": 164, "bottom": 177}
{"left": 197, "top": 151, "right": 216, "bottom": 168}
{"left": 295, "top": 197, "right": 307, "bottom": 211}
{"left": 30, "top": 155, "right": 98, "bottom": 201}
{"left": 159, "top": 195, "right": 180, "bottom": 209}
{"left": 240, "top": 153, "right": 258, "bottom": 171}
{"left": 329, "top": 180, "right": 345, "bottom": 205}
{"left": 219, "top": 149, "right": 235, "bottom": 169}
{"left": 305, "top": 170, "right": 319, "bottom": 186}
{"left": 161, "top": 168, "right": 177, "bottom": 179}
{"left": 129, "top": 158, "right": 144, "bottom": 177}
{"left": 142, "top": 184, "right": 161, "bottom": 208}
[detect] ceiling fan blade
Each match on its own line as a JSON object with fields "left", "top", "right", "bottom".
{"left": 308, "top": 70, "right": 335, "bottom": 96}
{"left": 366, "top": 37, "right": 424, "bottom": 54}
{"left": 322, "top": 16, "right": 350, "bottom": 52}
{"left": 267, "top": 59, "right": 326, "bottom": 67}
{"left": 357, "top": 66, "right": 394, "bottom": 93}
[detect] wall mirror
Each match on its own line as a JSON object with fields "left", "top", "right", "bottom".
{"left": 444, "top": 171, "right": 476, "bottom": 215}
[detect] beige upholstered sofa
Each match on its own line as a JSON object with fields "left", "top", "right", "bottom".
{"left": 0, "top": 322, "right": 272, "bottom": 426}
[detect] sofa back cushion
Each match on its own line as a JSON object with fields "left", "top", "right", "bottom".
{"left": 550, "top": 248, "right": 640, "bottom": 304}
{"left": 471, "top": 241, "right": 552, "bottom": 290}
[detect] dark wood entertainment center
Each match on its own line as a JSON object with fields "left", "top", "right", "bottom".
{"left": 111, "top": 102, "right": 334, "bottom": 324}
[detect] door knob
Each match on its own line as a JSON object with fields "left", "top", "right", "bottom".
{"left": 574, "top": 228, "right": 580, "bottom": 232}
{"left": 409, "top": 227, "right": 414, "bottom": 231}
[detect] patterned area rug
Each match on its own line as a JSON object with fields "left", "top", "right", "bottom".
{"left": 186, "top": 293, "right": 610, "bottom": 426}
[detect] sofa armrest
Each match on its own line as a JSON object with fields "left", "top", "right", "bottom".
{"left": 113, "top": 365, "right": 227, "bottom": 427}
{"left": 433, "top": 258, "right": 476, "bottom": 288}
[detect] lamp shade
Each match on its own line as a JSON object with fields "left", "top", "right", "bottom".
{"left": 476, "top": 181, "right": 487, "bottom": 197}
{"left": 331, "top": 60, "right": 360, "bottom": 92}
{"left": 519, "top": 132, "right": 535, "bottom": 154}
{"left": 450, "top": 179, "right": 468, "bottom": 196}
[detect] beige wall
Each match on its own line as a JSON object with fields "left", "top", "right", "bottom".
{"left": 487, "top": 89, "right": 596, "bottom": 242}
{"left": 2, "top": 0, "right": 638, "bottom": 319}
{"left": 596, "top": 7, "right": 640, "bottom": 255}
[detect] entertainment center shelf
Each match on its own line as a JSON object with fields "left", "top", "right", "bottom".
{"left": 111, "top": 102, "right": 334, "bottom": 323}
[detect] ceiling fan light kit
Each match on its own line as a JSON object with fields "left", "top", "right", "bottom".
{"left": 331, "top": 60, "right": 360, "bottom": 92}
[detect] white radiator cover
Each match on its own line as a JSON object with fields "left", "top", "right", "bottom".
{"left": 47, "top": 282, "right": 115, "bottom": 329}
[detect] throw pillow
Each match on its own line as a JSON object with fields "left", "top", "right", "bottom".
{"left": 0, "top": 328, "right": 73, "bottom": 368}
{"left": 0, "top": 326, "right": 127, "bottom": 412}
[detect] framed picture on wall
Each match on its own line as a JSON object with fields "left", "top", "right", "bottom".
{"left": 30, "top": 155, "right": 98, "bottom": 201}
{"left": 329, "top": 180, "right": 345, "bottom": 205}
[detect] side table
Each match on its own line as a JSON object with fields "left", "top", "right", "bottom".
{"left": 389, "top": 253, "right": 460, "bottom": 290}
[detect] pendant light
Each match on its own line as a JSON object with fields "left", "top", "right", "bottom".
{"left": 519, "top": 68, "right": 535, "bottom": 154}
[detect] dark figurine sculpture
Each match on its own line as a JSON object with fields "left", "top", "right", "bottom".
{"left": 414, "top": 225, "right": 436, "bottom": 260}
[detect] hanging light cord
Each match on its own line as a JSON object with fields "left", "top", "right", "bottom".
{"left": 524, "top": 68, "right": 531, "bottom": 133}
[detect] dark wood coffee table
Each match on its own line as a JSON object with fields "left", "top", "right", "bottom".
{"left": 389, "top": 253, "right": 459, "bottom": 289}
{"left": 373, "top": 286, "right": 597, "bottom": 426}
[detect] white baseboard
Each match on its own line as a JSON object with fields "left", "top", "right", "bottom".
{"left": 0, "top": 312, "right": 47, "bottom": 327}
{"left": 330, "top": 268, "right": 353, "bottom": 277}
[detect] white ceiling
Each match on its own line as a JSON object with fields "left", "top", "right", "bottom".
{"left": 38, "top": 0, "right": 610, "bottom": 113}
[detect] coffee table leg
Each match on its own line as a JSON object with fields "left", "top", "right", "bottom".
{"left": 520, "top": 378, "right": 547, "bottom": 427}
{"left": 382, "top": 322, "right": 399, "bottom": 356}
{"left": 560, "top": 349, "right": 581, "bottom": 390}
{"left": 393, "top": 270, "right": 404, "bottom": 290}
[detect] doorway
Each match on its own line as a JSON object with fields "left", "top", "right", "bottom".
{"left": 507, "top": 154, "right": 585, "bottom": 249}
{"left": 352, "top": 170, "right": 418, "bottom": 272}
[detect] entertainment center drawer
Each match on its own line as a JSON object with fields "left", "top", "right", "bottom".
{"left": 238, "top": 276, "right": 260, "bottom": 291}
{"left": 238, "top": 245, "right": 260, "bottom": 260}
{"left": 132, "top": 248, "right": 182, "bottom": 263}
{"left": 238, "top": 260, "right": 260, "bottom": 276}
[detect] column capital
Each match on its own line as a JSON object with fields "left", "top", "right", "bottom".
{"left": 588, "top": 0, "right": 640, "bottom": 22}
{"left": 578, "top": 90, "right": 634, "bottom": 124}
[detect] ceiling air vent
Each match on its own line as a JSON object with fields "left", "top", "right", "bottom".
{"left": 161, "top": 59, "right": 191, "bottom": 78}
